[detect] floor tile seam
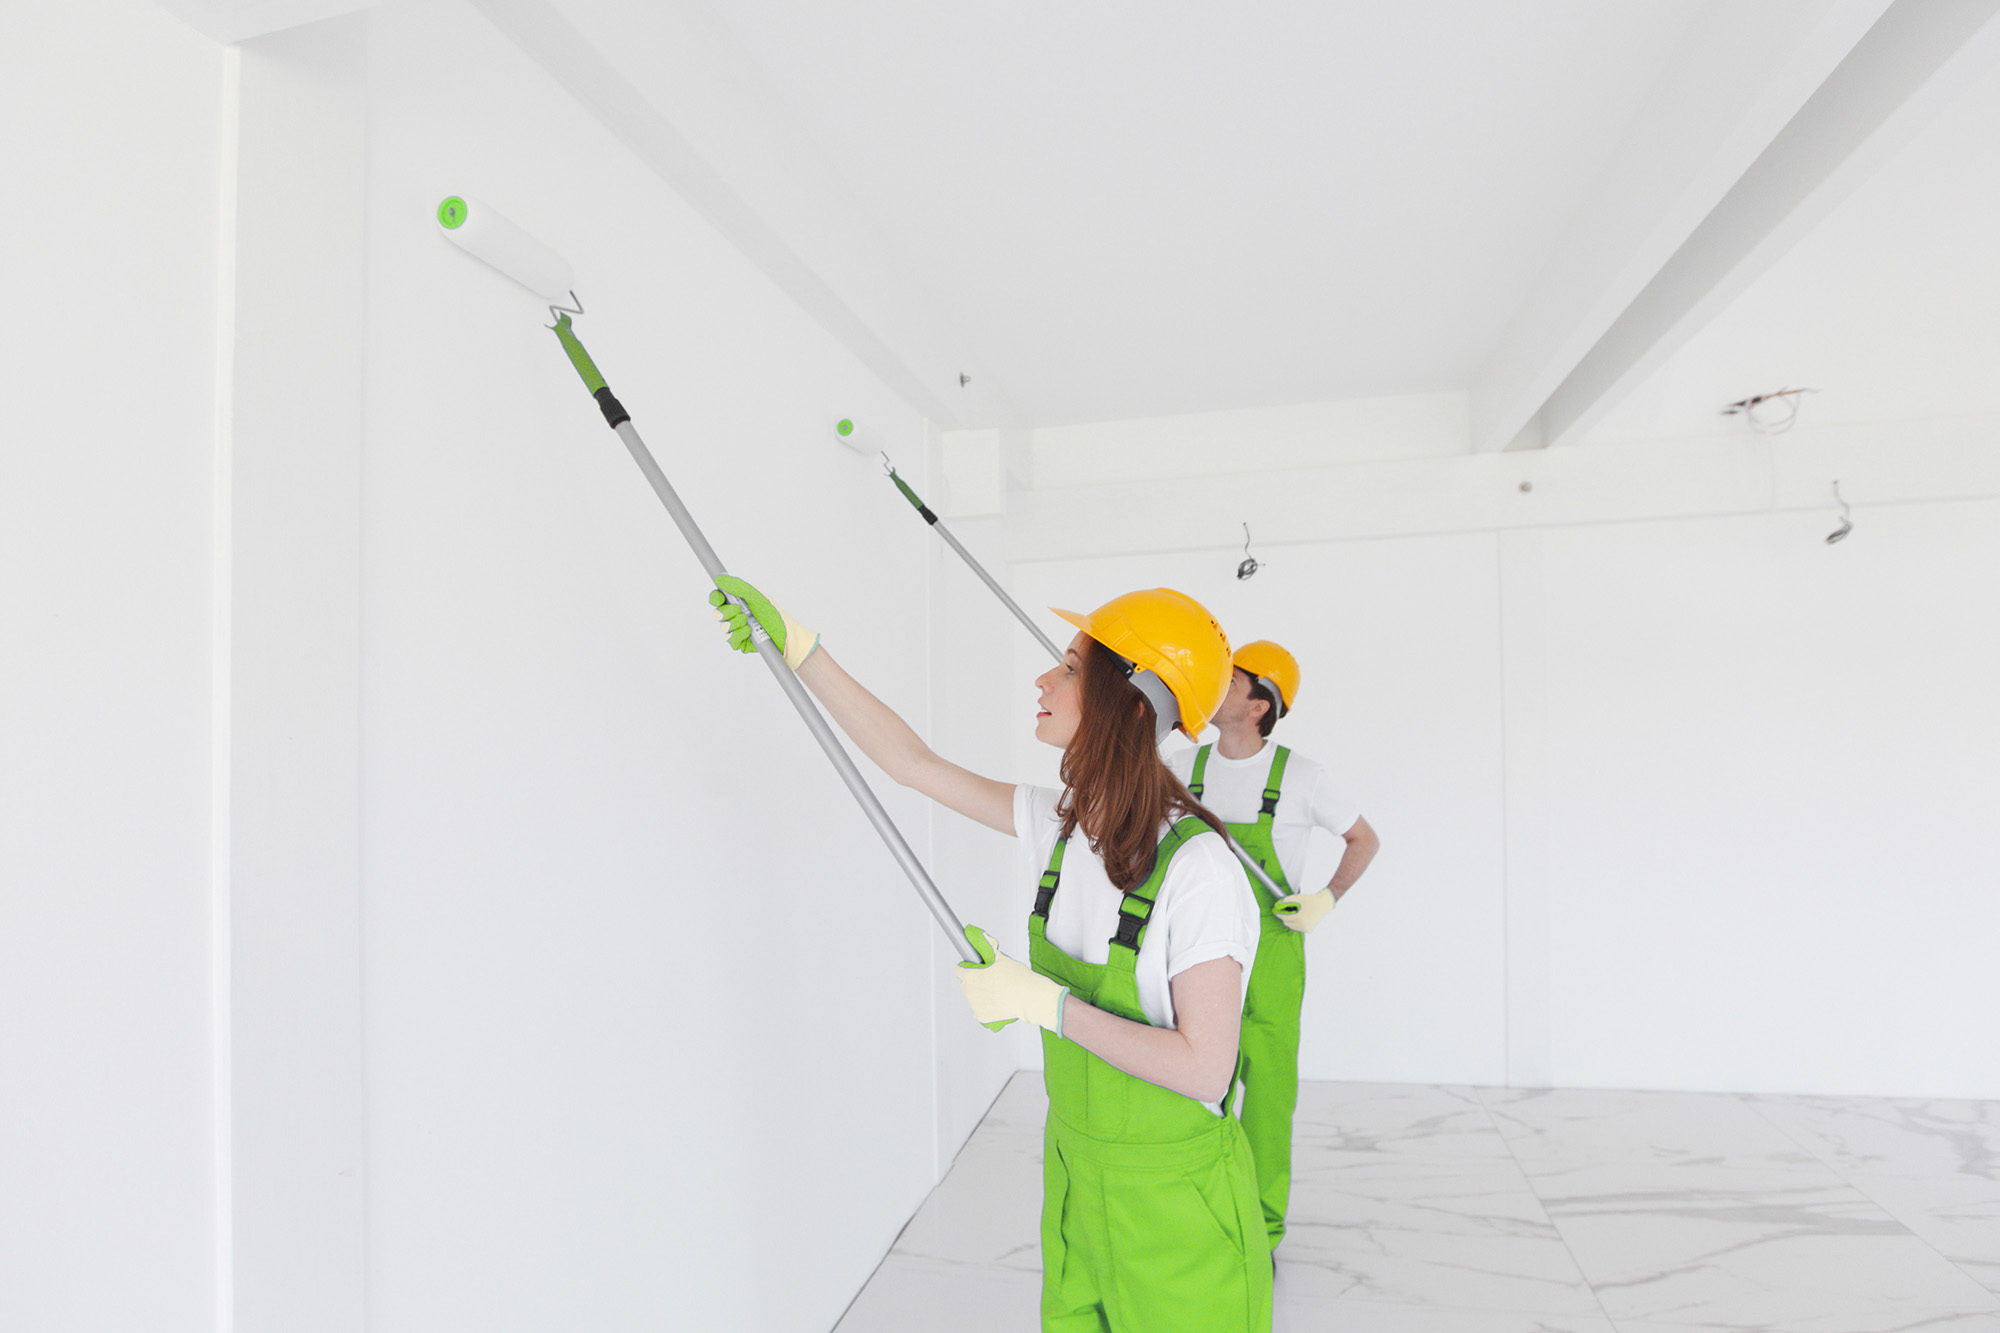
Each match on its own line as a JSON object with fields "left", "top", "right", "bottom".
{"left": 1737, "top": 1090, "right": 1853, "bottom": 1180}
{"left": 1594, "top": 1301, "right": 2000, "bottom": 1333}
{"left": 873, "top": 1249, "right": 1043, "bottom": 1277}
{"left": 1737, "top": 1090, "right": 2000, "bottom": 1298}
{"left": 1269, "top": 1274, "right": 1616, "bottom": 1323}
{"left": 1470, "top": 1083, "right": 1626, "bottom": 1330}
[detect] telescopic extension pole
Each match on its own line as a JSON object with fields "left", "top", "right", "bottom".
{"left": 880, "top": 461, "right": 1293, "bottom": 905}
{"left": 885, "top": 463, "right": 1064, "bottom": 660}
{"left": 554, "top": 318, "right": 979, "bottom": 963}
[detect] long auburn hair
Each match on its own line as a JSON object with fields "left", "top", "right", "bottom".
{"left": 1057, "top": 638, "right": 1227, "bottom": 893}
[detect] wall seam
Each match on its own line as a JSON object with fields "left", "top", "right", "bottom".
{"left": 1007, "top": 485, "right": 2000, "bottom": 567}
{"left": 208, "top": 42, "right": 241, "bottom": 1333}
{"left": 925, "top": 430, "right": 943, "bottom": 1184}
{"left": 1494, "top": 529, "right": 1512, "bottom": 1089}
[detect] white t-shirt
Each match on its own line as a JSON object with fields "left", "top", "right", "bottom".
{"left": 1013, "top": 784, "right": 1261, "bottom": 1037}
{"left": 1165, "top": 743, "right": 1362, "bottom": 896}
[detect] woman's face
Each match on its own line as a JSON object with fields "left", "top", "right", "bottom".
{"left": 1033, "top": 632, "right": 1092, "bottom": 749}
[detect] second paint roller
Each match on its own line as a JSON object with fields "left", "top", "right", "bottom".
{"left": 437, "top": 195, "right": 979, "bottom": 963}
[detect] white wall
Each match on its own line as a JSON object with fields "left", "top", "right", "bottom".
{"left": 7, "top": 2, "right": 1018, "bottom": 1329}
{"left": 0, "top": 3, "right": 224, "bottom": 1330}
{"left": 1028, "top": 390, "right": 1470, "bottom": 490}
{"left": 360, "top": 3, "right": 1003, "bottom": 1329}
{"left": 1528, "top": 498, "right": 2000, "bottom": 1096}
{"left": 998, "top": 411, "right": 2000, "bottom": 1098}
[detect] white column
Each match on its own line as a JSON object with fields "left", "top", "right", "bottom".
{"left": 223, "top": 15, "right": 368, "bottom": 1330}
{"left": 1498, "top": 528, "right": 1553, "bottom": 1087}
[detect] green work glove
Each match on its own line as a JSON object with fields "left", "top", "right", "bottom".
{"left": 1275, "top": 887, "right": 1336, "bottom": 933}
{"left": 957, "top": 925, "right": 1067, "bottom": 1035}
{"left": 708, "top": 574, "right": 820, "bottom": 670}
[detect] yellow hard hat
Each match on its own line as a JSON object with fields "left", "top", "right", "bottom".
{"left": 1052, "top": 589, "right": 1232, "bottom": 740}
{"left": 1232, "top": 640, "right": 1300, "bottom": 718}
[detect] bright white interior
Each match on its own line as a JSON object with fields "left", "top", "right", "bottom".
{"left": 6, "top": 1, "right": 1997, "bottom": 1329}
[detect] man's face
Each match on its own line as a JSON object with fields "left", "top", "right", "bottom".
{"left": 1212, "top": 666, "right": 1262, "bottom": 729}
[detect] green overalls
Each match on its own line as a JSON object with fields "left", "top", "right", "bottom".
{"left": 1189, "top": 744, "right": 1302, "bottom": 1251}
{"left": 1030, "top": 817, "right": 1273, "bottom": 1333}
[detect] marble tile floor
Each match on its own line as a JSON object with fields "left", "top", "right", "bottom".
{"left": 834, "top": 1075, "right": 2000, "bottom": 1333}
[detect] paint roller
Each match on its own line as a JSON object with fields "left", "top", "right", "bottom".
{"left": 875, "top": 462, "right": 1298, "bottom": 907}
{"left": 437, "top": 195, "right": 576, "bottom": 306}
{"left": 437, "top": 195, "right": 979, "bottom": 963}
{"left": 833, "top": 418, "right": 881, "bottom": 455}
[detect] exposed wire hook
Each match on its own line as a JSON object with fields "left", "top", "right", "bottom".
{"left": 545, "top": 290, "right": 584, "bottom": 329}
{"left": 1237, "top": 523, "right": 1261, "bottom": 580}
{"left": 880, "top": 451, "right": 896, "bottom": 477}
{"left": 1826, "top": 480, "right": 1852, "bottom": 545}
{"left": 1722, "top": 387, "right": 1816, "bottom": 435}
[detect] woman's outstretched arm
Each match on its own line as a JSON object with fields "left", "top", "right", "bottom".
{"left": 710, "top": 576, "right": 1015, "bottom": 834}
{"left": 798, "top": 647, "right": 1015, "bottom": 835}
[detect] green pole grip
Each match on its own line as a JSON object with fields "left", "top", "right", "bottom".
{"left": 550, "top": 313, "right": 629, "bottom": 429}
{"left": 552, "top": 313, "right": 607, "bottom": 393}
{"left": 886, "top": 467, "right": 939, "bottom": 524}
{"left": 889, "top": 468, "right": 925, "bottom": 511}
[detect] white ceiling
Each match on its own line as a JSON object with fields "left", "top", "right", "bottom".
{"left": 685, "top": 0, "right": 1712, "bottom": 426}
{"left": 552, "top": 0, "right": 1720, "bottom": 425}
{"left": 1580, "top": 67, "right": 2000, "bottom": 445}
{"left": 487, "top": 0, "right": 2000, "bottom": 437}
{"left": 184, "top": 0, "right": 1998, "bottom": 440}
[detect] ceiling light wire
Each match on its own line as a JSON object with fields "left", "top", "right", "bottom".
{"left": 1237, "top": 523, "right": 1261, "bottom": 580}
{"left": 1826, "top": 480, "right": 1852, "bottom": 545}
{"left": 1722, "top": 387, "right": 1817, "bottom": 435}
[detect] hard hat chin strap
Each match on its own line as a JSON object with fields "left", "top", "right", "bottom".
{"left": 1103, "top": 645, "right": 1184, "bottom": 744}
{"left": 1132, "top": 670, "right": 1181, "bottom": 744}
{"left": 1254, "top": 674, "right": 1288, "bottom": 720}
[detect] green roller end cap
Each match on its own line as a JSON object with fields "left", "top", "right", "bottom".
{"left": 837, "top": 418, "right": 855, "bottom": 437}
{"left": 437, "top": 196, "right": 467, "bottom": 229}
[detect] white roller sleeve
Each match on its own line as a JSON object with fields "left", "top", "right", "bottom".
{"left": 436, "top": 195, "right": 574, "bottom": 302}
{"left": 833, "top": 418, "right": 884, "bottom": 454}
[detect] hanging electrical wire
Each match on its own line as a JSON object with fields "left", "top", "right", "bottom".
{"left": 1237, "top": 523, "right": 1262, "bottom": 580}
{"left": 1826, "top": 480, "right": 1852, "bottom": 545}
{"left": 1722, "top": 387, "right": 1817, "bottom": 435}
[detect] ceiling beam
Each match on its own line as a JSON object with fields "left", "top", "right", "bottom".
{"left": 1470, "top": 0, "right": 1900, "bottom": 453}
{"left": 470, "top": 0, "right": 1015, "bottom": 430}
{"left": 155, "top": 0, "right": 378, "bottom": 44}
{"left": 1537, "top": 0, "right": 2000, "bottom": 449}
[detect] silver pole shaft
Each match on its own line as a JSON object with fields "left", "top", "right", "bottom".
{"left": 1224, "top": 836, "right": 1289, "bottom": 901}
{"left": 612, "top": 421, "right": 979, "bottom": 963}
{"left": 929, "top": 518, "right": 1065, "bottom": 662}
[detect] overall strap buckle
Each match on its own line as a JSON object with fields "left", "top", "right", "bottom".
{"left": 1110, "top": 891, "right": 1156, "bottom": 951}
{"left": 1258, "top": 745, "right": 1292, "bottom": 819}
{"left": 1032, "top": 839, "right": 1070, "bottom": 919}
{"left": 1108, "top": 815, "right": 1206, "bottom": 952}
{"left": 1186, "top": 743, "right": 1212, "bottom": 800}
